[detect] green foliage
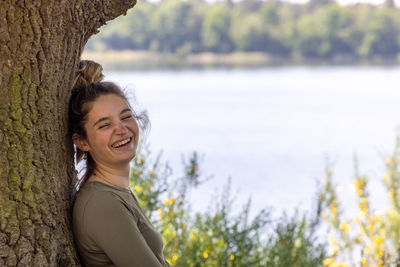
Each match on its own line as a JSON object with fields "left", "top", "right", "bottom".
{"left": 201, "top": 5, "right": 234, "bottom": 53}
{"left": 230, "top": 13, "right": 269, "bottom": 52}
{"left": 264, "top": 213, "right": 326, "bottom": 267}
{"left": 86, "top": 2, "right": 156, "bottom": 51}
{"left": 151, "top": 0, "right": 204, "bottom": 53}
{"left": 358, "top": 9, "right": 400, "bottom": 58}
{"left": 295, "top": 5, "right": 355, "bottom": 59}
{"left": 258, "top": 2, "right": 281, "bottom": 26}
{"left": 87, "top": 0, "right": 400, "bottom": 63}
{"left": 129, "top": 149, "right": 326, "bottom": 266}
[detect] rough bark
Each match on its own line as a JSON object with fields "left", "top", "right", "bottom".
{"left": 0, "top": 0, "right": 136, "bottom": 265}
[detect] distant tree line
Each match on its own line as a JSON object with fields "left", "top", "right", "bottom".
{"left": 86, "top": 0, "right": 400, "bottom": 62}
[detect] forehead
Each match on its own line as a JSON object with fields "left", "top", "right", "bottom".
{"left": 87, "top": 94, "right": 130, "bottom": 121}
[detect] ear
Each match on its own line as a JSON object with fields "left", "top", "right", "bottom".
{"left": 72, "top": 133, "right": 91, "bottom": 152}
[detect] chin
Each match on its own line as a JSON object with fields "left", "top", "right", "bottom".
{"left": 125, "top": 151, "right": 137, "bottom": 162}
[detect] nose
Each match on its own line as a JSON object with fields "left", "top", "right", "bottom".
{"left": 115, "top": 121, "right": 128, "bottom": 134}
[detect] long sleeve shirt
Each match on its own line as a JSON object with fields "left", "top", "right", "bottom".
{"left": 73, "top": 181, "right": 170, "bottom": 267}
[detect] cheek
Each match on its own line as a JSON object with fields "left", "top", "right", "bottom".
{"left": 130, "top": 120, "right": 139, "bottom": 134}
{"left": 87, "top": 131, "right": 109, "bottom": 149}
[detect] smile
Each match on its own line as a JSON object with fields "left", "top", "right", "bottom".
{"left": 111, "top": 137, "right": 132, "bottom": 148}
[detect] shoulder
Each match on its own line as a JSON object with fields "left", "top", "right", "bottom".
{"left": 73, "top": 183, "right": 141, "bottom": 242}
{"left": 74, "top": 183, "right": 128, "bottom": 217}
{"left": 74, "top": 183, "right": 136, "bottom": 228}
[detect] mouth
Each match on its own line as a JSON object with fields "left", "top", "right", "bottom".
{"left": 111, "top": 137, "right": 132, "bottom": 149}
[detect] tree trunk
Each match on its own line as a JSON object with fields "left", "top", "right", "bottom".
{"left": 0, "top": 0, "right": 136, "bottom": 265}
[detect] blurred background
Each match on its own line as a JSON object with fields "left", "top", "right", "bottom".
{"left": 82, "top": 0, "right": 400, "bottom": 218}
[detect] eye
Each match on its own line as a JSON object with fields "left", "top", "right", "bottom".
{"left": 122, "top": 115, "right": 132, "bottom": 120}
{"left": 99, "top": 123, "right": 110, "bottom": 129}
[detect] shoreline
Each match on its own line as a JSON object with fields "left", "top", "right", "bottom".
{"left": 82, "top": 50, "right": 400, "bottom": 70}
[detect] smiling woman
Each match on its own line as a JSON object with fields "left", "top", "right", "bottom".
{"left": 78, "top": 94, "right": 139, "bottom": 175}
{"left": 68, "top": 60, "right": 170, "bottom": 267}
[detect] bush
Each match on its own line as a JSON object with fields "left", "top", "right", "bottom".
{"left": 319, "top": 138, "right": 400, "bottom": 266}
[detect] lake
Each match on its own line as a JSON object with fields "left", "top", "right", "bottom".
{"left": 106, "top": 66, "right": 400, "bottom": 218}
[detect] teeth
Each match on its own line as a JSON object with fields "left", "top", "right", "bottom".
{"left": 112, "top": 138, "right": 130, "bottom": 148}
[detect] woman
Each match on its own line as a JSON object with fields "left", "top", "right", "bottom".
{"left": 70, "top": 60, "right": 170, "bottom": 267}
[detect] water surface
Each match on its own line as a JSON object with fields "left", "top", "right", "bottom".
{"left": 107, "top": 66, "right": 400, "bottom": 216}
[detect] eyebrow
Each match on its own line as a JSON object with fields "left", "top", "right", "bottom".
{"left": 92, "top": 108, "right": 132, "bottom": 127}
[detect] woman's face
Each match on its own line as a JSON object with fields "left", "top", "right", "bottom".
{"left": 79, "top": 94, "right": 139, "bottom": 168}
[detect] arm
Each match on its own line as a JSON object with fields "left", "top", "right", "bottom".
{"left": 84, "top": 191, "right": 164, "bottom": 267}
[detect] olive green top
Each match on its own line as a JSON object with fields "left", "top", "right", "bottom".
{"left": 73, "top": 181, "right": 170, "bottom": 267}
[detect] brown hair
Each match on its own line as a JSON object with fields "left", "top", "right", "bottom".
{"left": 69, "top": 60, "right": 149, "bottom": 189}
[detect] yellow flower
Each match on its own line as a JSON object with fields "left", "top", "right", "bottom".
{"left": 383, "top": 173, "right": 389, "bottom": 182}
{"left": 203, "top": 251, "right": 208, "bottom": 259}
{"left": 354, "top": 179, "right": 363, "bottom": 186}
{"left": 294, "top": 238, "right": 301, "bottom": 248}
{"left": 169, "top": 197, "right": 174, "bottom": 205}
{"left": 377, "top": 247, "right": 384, "bottom": 257}
{"left": 389, "top": 209, "right": 398, "bottom": 218}
{"left": 367, "top": 223, "right": 375, "bottom": 234}
{"left": 360, "top": 257, "right": 367, "bottom": 266}
{"left": 138, "top": 157, "right": 144, "bottom": 164}
{"left": 163, "top": 199, "right": 169, "bottom": 206}
{"left": 322, "top": 257, "right": 334, "bottom": 266}
{"left": 134, "top": 186, "right": 141, "bottom": 193}
{"left": 327, "top": 168, "right": 333, "bottom": 175}
{"left": 330, "top": 206, "right": 337, "bottom": 217}
{"left": 353, "top": 179, "right": 366, "bottom": 196}
{"left": 360, "top": 197, "right": 368, "bottom": 206}
{"left": 190, "top": 230, "right": 197, "bottom": 240}
{"left": 230, "top": 254, "right": 235, "bottom": 260}
{"left": 339, "top": 221, "right": 350, "bottom": 232}
{"left": 385, "top": 157, "right": 391, "bottom": 166}
{"left": 328, "top": 234, "right": 338, "bottom": 245}
{"left": 389, "top": 189, "right": 395, "bottom": 198}
{"left": 172, "top": 255, "right": 178, "bottom": 263}
{"left": 374, "top": 235, "right": 383, "bottom": 246}
{"left": 356, "top": 188, "right": 363, "bottom": 196}
{"left": 157, "top": 208, "right": 162, "bottom": 214}
{"left": 374, "top": 214, "right": 381, "bottom": 224}
{"left": 358, "top": 197, "right": 368, "bottom": 214}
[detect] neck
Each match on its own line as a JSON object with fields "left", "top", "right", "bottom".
{"left": 91, "top": 163, "right": 130, "bottom": 189}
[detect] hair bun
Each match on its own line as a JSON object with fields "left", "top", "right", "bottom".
{"left": 75, "top": 60, "right": 104, "bottom": 88}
